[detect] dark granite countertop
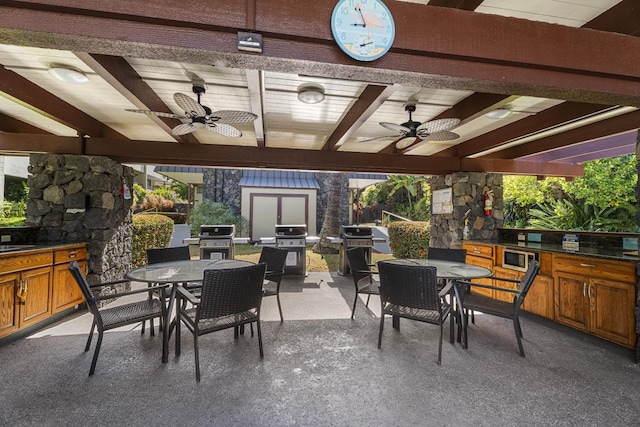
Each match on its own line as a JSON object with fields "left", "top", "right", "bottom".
{"left": 0, "top": 242, "right": 87, "bottom": 257}
{"left": 495, "top": 241, "right": 639, "bottom": 262}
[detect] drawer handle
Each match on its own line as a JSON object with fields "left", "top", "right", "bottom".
{"left": 579, "top": 263, "right": 595, "bottom": 268}
{"left": 69, "top": 254, "right": 76, "bottom": 258}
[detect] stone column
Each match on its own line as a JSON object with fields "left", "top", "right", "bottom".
{"left": 26, "top": 154, "right": 134, "bottom": 284}
{"left": 202, "top": 168, "right": 242, "bottom": 214}
{"left": 429, "top": 172, "right": 503, "bottom": 248}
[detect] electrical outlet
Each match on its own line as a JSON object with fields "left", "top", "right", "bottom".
{"left": 1, "top": 235, "right": 11, "bottom": 243}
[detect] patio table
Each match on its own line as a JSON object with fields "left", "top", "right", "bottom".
{"left": 126, "top": 259, "right": 254, "bottom": 363}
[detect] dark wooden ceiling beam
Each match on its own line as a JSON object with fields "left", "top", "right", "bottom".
{"left": 0, "top": 132, "right": 82, "bottom": 154}
{"left": 323, "top": 84, "right": 395, "bottom": 151}
{"left": 585, "top": 0, "right": 640, "bottom": 36}
{"left": 0, "top": 66, "right": 125, "bottom": 139}
{"left": 486, "top": 109, "right": 640, "bottom": 160}
{"left": 75, "top": 53, "right": 194, "bottom": 144}
{"left": 461, "top": 158, "right": 583, "bottom": 177}
{"left": 436, "top": 102, "right": 611, "bottom": 158}
{"left": 521, "top": 132, "right": 636, "bottom": 163}
{"left": 427, "top": 0, "right": 483, "bottom": 11}
{"left": 0, "top": 112, "right": 51, "bottom": 134}
{"left": 245, "top": 69, "right": 265, "bottom": 146}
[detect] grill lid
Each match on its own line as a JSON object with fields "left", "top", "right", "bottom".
{"left": 341, "top": 225, "right": 373, "bottom": 238}
{"left": 199, "top": 224, "right": 236, "bottom": 238}
{"left": 275, "top": 224, "right": 307, "bottom": 237}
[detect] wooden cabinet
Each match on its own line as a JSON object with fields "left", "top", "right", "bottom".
{"left": 462, "top": 242, "right": 495, "bottom": 298}
{"left": 553, "top": 254, "right": 636, "bottom": 348}
{"left": 492, "top": 266, "right": 521, "bottom": 302}
{"left": 52, "top": 246, "right": 87, "bottom": 313}
{"left": 0, "top": 244, "right": 87, "bottom": 340}
{"left": 492, "top": 266, "right": 554, "bottom": 319}
{"left": 0, "top": 250, "right": 53, "bottom": 339}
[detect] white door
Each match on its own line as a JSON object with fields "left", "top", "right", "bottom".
{"left": 281, "top": 196, "right": 306, "bottom": 225}
{"left": 252, "top": 196, "right": 278, "bottom": 241}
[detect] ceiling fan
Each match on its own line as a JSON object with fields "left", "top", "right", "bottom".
{"left": 126, "top": 83, "right": 257, "bottom": 137}
{"left": 362, "top": 104, "right": 460, "bottom": 149}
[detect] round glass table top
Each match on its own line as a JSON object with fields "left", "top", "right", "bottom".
{"left": 381, "top": 259, "right": 492, "bottom": 280}
{"left": 126, "top": 259, "right": 254, "bottom": 283}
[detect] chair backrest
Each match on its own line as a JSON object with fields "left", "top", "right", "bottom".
{"left": 516, "top": 260, "right": 540, "bottom": 305}
{"left": 377, "top": 261, "right": 440, "bottom": 311}
{"left": 198, "top": 263, "right": 267, "bottom": 321}
{"left": 258, "top": 246, "right": 288, "bottom": 281}
{"left": 427, "top": 247, "right": 467, "bottom": 263}
{"left": 146, "top": 246, "right": 191, "bottom": 265}
{"left": 346, "top": 247, "right": 372, "bottom": 284}
{"left": 67, "top": 261, "right": 100, "bottom": 318}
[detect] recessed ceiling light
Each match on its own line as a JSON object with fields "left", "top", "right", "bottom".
{"left": 484, "top": 108, "right": 512, "bottom": 119}
{"left": 48, "top": 66, "right": 89, "bottom": 84}
{"left": 297, "top": 84, "right": 325, "bottom": 104}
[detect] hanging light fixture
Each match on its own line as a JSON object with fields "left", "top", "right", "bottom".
{"left": 484, "top": 108, "right": 512, "bottom": 119}
{"left": 297, "top": 84, "right": 325, "bottom": 104}
{"left": 48, "top": 66, "right": 89, "bottom": 84}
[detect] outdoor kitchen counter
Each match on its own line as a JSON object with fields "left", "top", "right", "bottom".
{"left": 486, "top": 241, "right": 640, "bottom": 262}
{"left": 0, "top": 241, "right": 89, "bottom": 258}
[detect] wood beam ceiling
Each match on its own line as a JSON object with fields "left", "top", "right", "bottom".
{"left": 427, "top": 0, "right": 483, "bottom": 11}
{"left": 0, "top": 112, "right": 51, "bottom": 134}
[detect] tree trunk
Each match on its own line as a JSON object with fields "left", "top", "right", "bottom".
{"left": 313, "top": 172, "right": 343, "bottom": 254}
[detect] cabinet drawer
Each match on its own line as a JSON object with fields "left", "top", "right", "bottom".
{"left": 54, "top": 247, "right": 87, "bottom": 264}
{"left": 462, "top": 242, "right": 494, "bottom": 259}
{"left": 0, "top": 252, "right": 53, "bottom": 274}
{"left": 553, "top": 254, "right": 635, "bottom": 284}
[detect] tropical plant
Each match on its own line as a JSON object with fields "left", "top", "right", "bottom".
{"left": 188, "top": 199, "right": 249, "bottom": 237}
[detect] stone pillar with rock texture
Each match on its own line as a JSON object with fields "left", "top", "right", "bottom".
{"left": 429, "top": 172, "right": 503, "bottom": 248}
{"left": 26, "top": 153, "right": 134, "bottom": 284}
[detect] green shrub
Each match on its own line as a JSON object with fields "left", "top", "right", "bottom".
{"left": 388, "top": 221, "right": 430, "bottom": 258}
{"left": 131, "top": 214, "right": 174, "bottom": 267}
{"left": 188, "top": 200, "right": 249, "bottom": 237}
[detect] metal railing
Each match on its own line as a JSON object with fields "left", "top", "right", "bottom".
{"left": 381, "top": 210, "right": 414, "bottom": 226}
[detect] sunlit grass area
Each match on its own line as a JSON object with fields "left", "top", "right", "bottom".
{"left": 192, "top": 244, "right": 394, "bottom": 272}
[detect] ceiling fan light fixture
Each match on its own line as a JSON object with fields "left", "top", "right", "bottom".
{"left": 484, "top": 108, "right": 512, "bottom": 119}
{"left": 297, "top": 84, "right": 325, "bottom": 104}
{"left": 48, "top": 66, "right": 89, "bottom": 84}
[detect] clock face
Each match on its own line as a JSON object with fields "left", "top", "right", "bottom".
{"left": 331, "top": 0, "right": 395, "bottom": 62}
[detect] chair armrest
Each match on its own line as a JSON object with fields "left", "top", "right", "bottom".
{"left": 456, "top": 280, "right": 521, "bottom": 295}
{"left": 438, "top": 280, "right": 454, "bottom": 298}
{"left": 90, "top": 283, "right": 169, "bottom": 302}
{"left": 176, "top": 285, "right": 200, "bottom": 305}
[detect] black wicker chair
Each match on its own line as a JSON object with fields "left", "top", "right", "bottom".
{"left": 346, "top": 247, "right": 379, "bottom": 319}
{"left": 258, "top": 246, "right": 288, "bottom": 322}
{"left": 377, "top": 261, "right": 453, "bottom": 365}
{"left": 175, "top": 263, "right": 267, "bottom": 382}
{"left": 455, "top": 260, "right": 540, "bottom": 357}
{"left": 67, "top": 261, "right": 167, "bottom": 376}
{"left": 144, "top": 246, "right": 192, "bottom": 333}
{"left": 428, "top": 247, "right": 468, "bottom": 334}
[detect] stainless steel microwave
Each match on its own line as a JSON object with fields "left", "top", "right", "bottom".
{"left": 502, "top": 249, "right": 538, "bottom": 272}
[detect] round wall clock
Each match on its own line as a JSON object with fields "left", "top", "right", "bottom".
{"left": 331, "top": 0, "right": 396, "bottom": 62}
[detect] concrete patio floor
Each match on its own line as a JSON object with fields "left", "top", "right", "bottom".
{"left": 1, "top": 271, "right": 638, "bottom": 426}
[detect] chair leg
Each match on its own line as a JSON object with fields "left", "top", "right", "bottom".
{"left": 365, "top": 294, "right": 371, "bottom": 307}
{"left": 85, "top": 320, "right": 96, "bottom": 352}
{"left": 437, "top": 321, "right": 443, "bottom": 365}
{"left": 141, "top": 320, "right": 146, "bottom": 335}
{"left": 377, "top": 314, "right": 385, "bottom": 348}
{"left": 256, "top": 320, "right": 264, "bottom": 358}
{"left": 514, "top": 317, "right": 525, "bottom": 357}
{"left": 175, "top": 312, "right": 181, "bottom": 357}
{"left": 276, "top": 293, "right": 284, "bottom": 323}
{"left": 89, "top": 330, "right": 103, "bottom": 376}
{"left": 351, "top": 292, "right": 358, "bottom": 319}
{"left": 194, "top": 334, "right": 201, "bottom": 382}
{"left": 150, "top": 318, "right": 155, "bottom": 336}
{"left": 449, "top": 311, "right": 454, "bottom": 344}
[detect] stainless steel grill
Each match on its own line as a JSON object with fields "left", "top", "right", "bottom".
{"left": 275, "top": 224, "right": 307, "bottom": 276}
{"left": 199, "top": 224, "right": 236, "bottom": 260}
{"left": 339, "top": 225, "right": 374, "bottom": 275}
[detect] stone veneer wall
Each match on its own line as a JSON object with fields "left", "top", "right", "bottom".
{"left": 428, "top": 172, "right": 503, "bottom": 248}
{"left": 202, "top": 168, "right": 242, "bottom": 214}
{"left": 25, "top": 154, "right": 134, "bottom": 284}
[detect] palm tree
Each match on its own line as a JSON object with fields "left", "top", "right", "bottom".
{"left": 313, "top": 172, "right": 344, "bottom": 254}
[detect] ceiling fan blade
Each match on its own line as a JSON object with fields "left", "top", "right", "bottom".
{"left": 358, "top": 135, "right": 401, "bottom": 143}
{"left": 174, "top": 92, "right": 206, "bottom": 117}
{"left": 172, "top": 122, "right": 204, "bottom": 136}
{"left": 422, "top": 130, "right": 460, "bottom": 141}
{"left": 213, "top": 110, "right": 258, "bottom": 124}
{"left": 417, "top": 118, "right": 461, "bottom": 134}
{"left": 395, "top": 136, "right": 417, "bottom": 149}
{"left": 207, "top": 123, "right": 242, "bottom": 138}
{"left": 125, "top": 109, "right": 186, "bottom": 120}
{"left": 380, "top": 122, "right": 411, "bottom": 133}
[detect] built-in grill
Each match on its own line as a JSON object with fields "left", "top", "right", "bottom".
{"left": 275, "top": 224, "right": 307, "bottom": 276}
{"left": 339, "top": 225, "right": 374, "bottom": 275}
{"left": 199, "top": 224, "right": 235, "bottom": 260}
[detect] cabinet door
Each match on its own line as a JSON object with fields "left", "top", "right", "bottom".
{"left": 492, "top": 267, "right": 521, "bottom": 303}
{"left": 52, "top": 261, "right": 86, "bottom": 313}
{"left": 465, "top": 255, "right": 494, "bottom": 298}
{"left": 19, "top": 266, "right": 52, "bottom": 328}
{"left": 554, "top": 271, "right": 589, "bottom": 331}
{"left": 0, "top": 273, "right": 19, "bottom": 339}
{"left": 523, "top": 275, "right": 554, "bottom": 319}
{"left": 590, "top": 278, "right": 636, "bottom": 347}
